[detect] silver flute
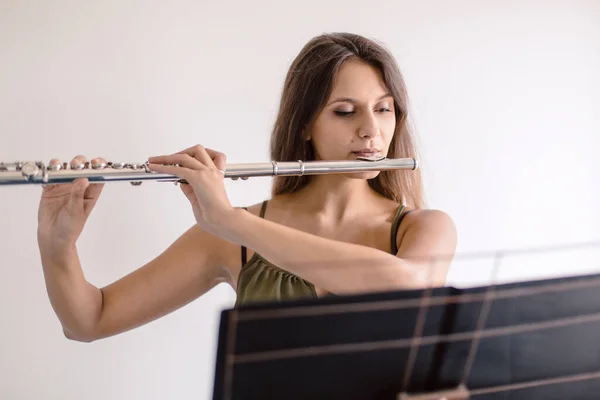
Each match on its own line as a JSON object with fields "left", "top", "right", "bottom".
{"left": 0, "top": 156, "right": 418, "bottom": 186}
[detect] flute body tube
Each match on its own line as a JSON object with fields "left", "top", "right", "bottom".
{"left": 0, "top": 156, "right": 418, "bottom": 186}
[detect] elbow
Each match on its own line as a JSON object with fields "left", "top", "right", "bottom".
{"left": 63, "top": 327, "right": 98, "bottom": 343}
{"left": 406, "top": 264, "right": 449, "bottom": 289}
{"left": 391, "top": 260, "right": 449, "bottom": 290}
{"left": 411, "top": 275, "right": 446, "bottom": 290}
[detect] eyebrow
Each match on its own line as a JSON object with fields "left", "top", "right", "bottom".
{"left": 327, "top": 92, "right": 393, "bottom": 106}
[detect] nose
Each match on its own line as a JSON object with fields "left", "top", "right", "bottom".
{"left": 357, "top": 111, "right": 380, "bottom": 139}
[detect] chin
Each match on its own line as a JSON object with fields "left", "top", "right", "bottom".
{"left": 343, "top": 171, "right": 381, "bottom": 180}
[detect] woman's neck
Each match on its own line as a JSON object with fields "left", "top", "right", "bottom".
{"left": 282, "top": 175, "right": 384, "bottom": 223}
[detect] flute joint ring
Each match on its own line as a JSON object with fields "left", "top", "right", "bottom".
{"left": 298, "top": 160, "right": 305, "bottom": 176}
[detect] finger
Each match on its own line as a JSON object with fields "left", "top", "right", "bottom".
{"left": 205, "top": 148, "right": 227, "bottom": 171}
{"left": 179, "top": 182, "right": 197, "bottom": 205}
{"left": 147, "top": 153, "right": 205, "bottom": 170}
{"left": 88, "top": 158, "right": 108, "bottom": 195}
{"left": 48, "top": 158, "right": 64, "bottom": 168}
{"left": 188, "top": 146, "right": 226, "bottom": 171}
{"left": 90, "top": 157, "right": 108, "bottom": 169}
{"left": 42, "top": 158, "right": 65, "bottom": 191}
{"left": 68, "top": 178, "right": 89, "bottom": 213}
{"left": 83, "top": 183, "right": 105, "bottom": 214}
{"left": 84, "top": 181, "right": 104, "bottom": 200}
{"left": 145, "top": 163, "right": 194, "bottom": 180}
{"left": 70, "top": 155, "right": 88, "bottom": 169}
{"left": 176, "top": 145, "right": 215, "bottom": 168}
{"left": 47, "top": 158, "right": 65, "bottom": 176}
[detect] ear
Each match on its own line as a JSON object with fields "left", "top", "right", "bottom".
{"left": 303, "top": 129, "right": 311, "bottom": 141}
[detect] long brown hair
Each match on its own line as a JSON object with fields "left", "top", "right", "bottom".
{"left": 269, "top": 32, "right": 425, "bottom": 209}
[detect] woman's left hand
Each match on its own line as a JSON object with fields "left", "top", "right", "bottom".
{"left": 146, "top": 145, "right": 235, "bottom": 235}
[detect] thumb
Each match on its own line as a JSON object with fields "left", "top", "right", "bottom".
{"left": 179, "top": 183, "right": 198, "bottom": 206}
{"left": 212, "top": 151, "right": 226, "bottom": 171}
{"left": 83, "top": 183, "right": 105, "bottom": 215}
{"left": 68, "top": 179, "right": 89, "bottom": 213}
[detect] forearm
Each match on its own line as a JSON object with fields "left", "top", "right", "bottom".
{"left": 38, "top": 242, "right": 103, "bottom": 341}
{"left": 221, "top": 209, "right": 427, "bottom": 294}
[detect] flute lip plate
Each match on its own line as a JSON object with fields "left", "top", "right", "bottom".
{"left": 356, "top": 155, "right": 386, "bottom": 162}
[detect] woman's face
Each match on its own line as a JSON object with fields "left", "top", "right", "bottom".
{"left": 307, "top": 59, "right": 397, "bottom": 175}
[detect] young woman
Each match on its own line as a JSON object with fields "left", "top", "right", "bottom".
{"left": 37, "top": 32, "right": 457, "bottom": 343}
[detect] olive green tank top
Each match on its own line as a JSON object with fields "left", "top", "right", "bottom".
{"left": 235, "top": 201, "right": 411, "bottom": 307}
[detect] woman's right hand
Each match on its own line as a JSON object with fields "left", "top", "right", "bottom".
{"left": 37, "top": 155, "right": 106, "bottom": 251}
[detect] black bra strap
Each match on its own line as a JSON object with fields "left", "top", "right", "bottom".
{"left": 259, "top": 200, "right": 268, "bottom": 218}
{"left": 241, "top": 207, "right": 248, "bottom": 266}
{"left": 391, "top": 206, "right": 412, "bottom": 254}
{"left": 241, "top": 245, "right": 247, "bottom": 266}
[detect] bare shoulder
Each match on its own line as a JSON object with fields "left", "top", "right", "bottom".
{"left": 403, "top": 208, "right": 456, "bottom": 232}
{"left": 395, "top": 208, "right": 457, "bottom": 259}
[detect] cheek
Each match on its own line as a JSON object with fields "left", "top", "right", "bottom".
{"left": 312, "top": 133, "right": 345, "bottom": 156}
{"left": 381, "top": 116, "right": 396, "bottom": 140}
{"left": 320, "top": 115, "right": 349, "bottom": 131}
{"left": 311, "top": 116, "right": 352, "bottom": 143}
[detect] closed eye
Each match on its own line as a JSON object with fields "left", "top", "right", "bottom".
{"left": 334, "top": 108, "right": 392, "bottom": 117}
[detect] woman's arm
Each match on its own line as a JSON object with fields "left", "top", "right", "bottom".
{"left": 41, "top": 224, "right": 234, "bottom": 342}
{"left": 145, "top": 146, "right": 457, "bottom": 295}
{"left": 218, "top": 208, "right": 457, "bottom": 295}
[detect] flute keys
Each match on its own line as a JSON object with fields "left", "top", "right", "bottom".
{"left": 0, "top": 162, "right": 20, "bottom": 172}
{"left": 91, "top": 161, "right": 107, "bottom": 169}
{"left": 71, "top": 161, "right": 85, "bottom": 170}
{"left": 42, "top": 165, "right": 49, "bottom": 183}
{"left": 20, "top": 162, "right": 40, "bottom": 179}
{"left": 111, "top": 162, "right": 125, "bottom": 169}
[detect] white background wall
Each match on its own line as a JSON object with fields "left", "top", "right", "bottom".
{"left": 1, "top": 1, "right": 599, "bottom": 399}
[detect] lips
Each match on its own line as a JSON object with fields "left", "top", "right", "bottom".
{"left": 352, "top": 149, "right": 380, "bottom": 157}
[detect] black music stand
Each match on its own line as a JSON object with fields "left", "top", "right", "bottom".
{"left": 212, "top": 272, "right": 600, "bottom": 400}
